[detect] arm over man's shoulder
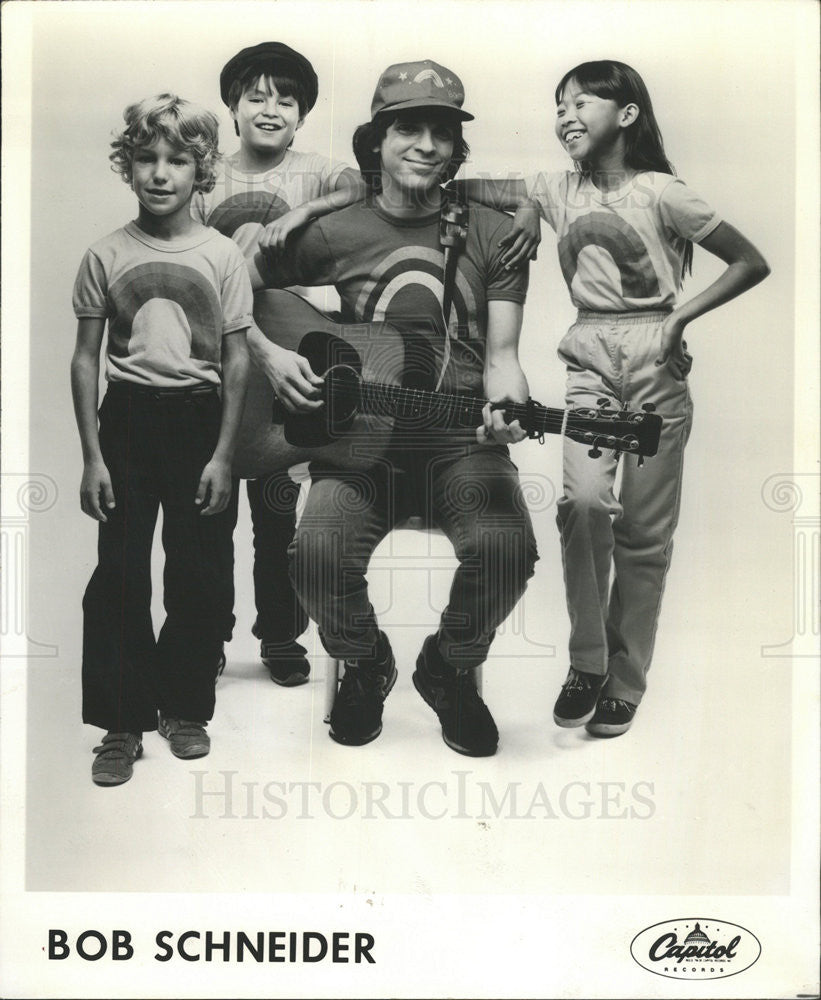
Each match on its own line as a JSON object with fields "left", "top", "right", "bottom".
{"left": 249, "top": 218, "right": 337, "bottom": 291}
{"left": 482, "top": 210, "right": 530, "bottom": 302}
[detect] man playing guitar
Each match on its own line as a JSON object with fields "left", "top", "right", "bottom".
{"left": 247, "top": 60, "right": 539, "bottom": 757}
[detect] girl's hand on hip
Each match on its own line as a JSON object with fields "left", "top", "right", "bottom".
{"left": 656, "top": 314, "right": 686, "bottom": 365}
{"left": 656, "top": 314, "right": 692, "bottom": 380}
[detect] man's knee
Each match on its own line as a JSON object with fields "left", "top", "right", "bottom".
{"left": 472, "top": 515, "right": 538, "bottom": 587}
{"left": 288, "top": 521, "right": 350, "bottom": 601}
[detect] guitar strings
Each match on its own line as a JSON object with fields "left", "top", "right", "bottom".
{"left": 319, "top": 373, "right": 653, "bottom": 452}
{"left": 324, "top": 375, "right": 567, "bottom": 429}
{"left": 321, "top": 375, "right": 635, "bottom": 436}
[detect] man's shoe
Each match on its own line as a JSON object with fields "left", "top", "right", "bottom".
{"left": 329, "top": 632, "right": 397, "bottom": 747}
{"left": 261, "top": 639, "right": 310, "bottom": 687}
{"left": 553, "top": 666, "right": 609, "bottom": 727}
{"left": 413, "top": 635, "right": 498, "bottom": 757}
{"left": 158, "top": 714, "right": 210, "bottom": 759}
{"left": 585, "top": 697, "right": 637, "bottom": 737}
{"left": 91, "top": 732, "right": 143, "bottom": 786}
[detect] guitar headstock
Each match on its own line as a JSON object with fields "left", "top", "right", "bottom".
{"left": 565, "top": 400, "right": 662, "bottom": 459}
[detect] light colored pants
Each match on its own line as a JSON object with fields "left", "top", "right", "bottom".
{"left": 556, "top": 311, "right": 693, "bottom": 705}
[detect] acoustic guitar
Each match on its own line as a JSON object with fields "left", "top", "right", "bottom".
{"left": 233, "top": 290, "right": 662, "bottom": 478}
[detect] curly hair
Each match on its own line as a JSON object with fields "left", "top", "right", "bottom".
{"left": 352, "top": 110, "right": 470, "bottom": 193}
{"left": 109, "top": 94, "right": 221, "bottom": 193}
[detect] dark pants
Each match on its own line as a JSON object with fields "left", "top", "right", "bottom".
{"left": 289, "top": 441, "right": 539, "bottom": 669}
{"left": 82, "top": 383, "right": 234, "bottom": 733}
{"left": 224, "top": 472, "right": 309, "bottom": 652}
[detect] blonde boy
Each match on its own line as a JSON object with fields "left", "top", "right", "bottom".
{"left": 72, "top": 94, "right": 251, "bottom": 784}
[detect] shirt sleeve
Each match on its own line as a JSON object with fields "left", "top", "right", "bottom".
{"left": 319, "top": 157, "right": 352, "bottom": 196}
{"left": 484, "top": 215, "right": 529, "bottom": 303}
{"left": 658, "top": 177, "right": 721, "bottom": 243}
{"left": 290, "top": 153, "right": 351, "bottom": 200}
{"left": 252, "top": 219, "right": 337, "bottom": 289}
{"left": 523, "top": 170, "right": 564, "bottom": 231}
{"left": 72, "top": 249, "right": 110, "bottom": 318}
{"left": 220, "top": 245, "right": 254, "bottom": 335}
{"left": 190, "top": 190, "right": 208, "bottom": 225}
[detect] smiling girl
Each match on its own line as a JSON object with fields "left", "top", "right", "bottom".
{"left": 456, "top": 59, "right": 769, "bottom": 738}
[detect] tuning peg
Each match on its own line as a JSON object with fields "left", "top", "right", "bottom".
{"left": 641, "top": 403, "right": 656, "bottom": 413}
{"left": 587, "top": 445, "right": 602, "bottom": 458}
{"left": 596, "top": 397, "right": 610, "bottom": 408}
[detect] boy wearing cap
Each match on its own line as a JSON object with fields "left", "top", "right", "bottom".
{"left": 250, "top": 60, "right": 538, "bottom": 757}
{"left": 193, "top": 42, "right": 365, "bottom": 685}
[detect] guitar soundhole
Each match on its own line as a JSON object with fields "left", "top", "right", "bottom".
{"left": 282, "top": 330, "right": 363, "bottom": 447}
{"left": 326, "top": 365, "right": 360, "bottom": 436}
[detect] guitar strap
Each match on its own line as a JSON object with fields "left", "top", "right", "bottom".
{"left": 436, "top": 188, "right": 469, "bottom": 390}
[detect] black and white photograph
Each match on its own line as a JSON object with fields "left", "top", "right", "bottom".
{"left": 1, "top": 1, "right": 818, "bottom": 997}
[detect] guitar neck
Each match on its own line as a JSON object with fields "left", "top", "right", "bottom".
{"left": 323, "top": 370, "right": 661, "bottom": 458}
{"left": 355, "top": 380, "right": 565, "bottom": 436}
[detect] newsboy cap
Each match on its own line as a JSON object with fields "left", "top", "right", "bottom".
{"left": 219, "top": 42, "right": 318, "bottom": 110}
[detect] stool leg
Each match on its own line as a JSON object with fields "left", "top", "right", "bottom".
{"left": 323, "top": 657, "right": 341, "bottom": 724}
{"left": 475, "top": 663, "right": 483, "bottom": 698}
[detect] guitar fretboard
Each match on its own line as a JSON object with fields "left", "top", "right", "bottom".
{"left": 328, "top": 376, "right": 566, "bottom": 435}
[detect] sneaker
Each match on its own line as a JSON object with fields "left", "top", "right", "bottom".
{"left": 413, "top": 635, "right": 498, "bottom": 757}
{"left": 329, "top": 632, "right": 397, "bottom": 746}
{"left": 91, "top": 732, "right": 143, "bottom": 786}
{"left": 553, "top": 666, "right": 609, "bottom": 727}
{"left": 261, "top": 639, "right": 310, "bottom": 687}
{"left": 158, "top": 714, "right": 210, "bottom": 759}
{"left": 585, "top": 697, "right": 637, "bottom": 737}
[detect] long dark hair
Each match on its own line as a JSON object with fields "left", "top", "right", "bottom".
{"left": 352, "top": 110, "right": 469, "bottom": 193}
{"left": 556, "top": 60, "right": 692, "bottom": 276}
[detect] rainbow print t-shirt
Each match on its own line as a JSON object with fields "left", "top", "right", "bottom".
{"left": 525, "top": 170, "right": 721, "bottom": 311}
{"left": 73, "top": 222, "right": 253, "bottom": 387}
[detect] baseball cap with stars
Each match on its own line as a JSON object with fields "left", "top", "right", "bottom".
{"left": 370, "top": 60, "right": 474, "bottom": 121}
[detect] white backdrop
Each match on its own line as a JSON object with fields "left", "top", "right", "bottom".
{"left": 2, "top": 1, "right": 818, "bottom": 998}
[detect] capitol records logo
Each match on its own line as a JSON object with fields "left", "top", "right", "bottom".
{"left": 631, "top": 919, "right": 761, "bottom": 980}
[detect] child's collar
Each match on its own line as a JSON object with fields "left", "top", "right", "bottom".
{"left": 226, "top": 147, "right": 293, "bottom": 176}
